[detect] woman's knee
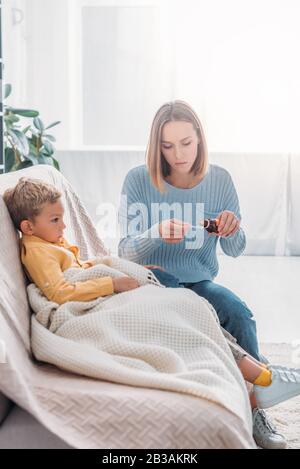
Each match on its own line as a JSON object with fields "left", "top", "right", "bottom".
{"left": 190, "top": 282, "right": 255, "bottom": 322}
{"left": 229, "top": 301, "right": 255, "bottom": 323}
{"left": 212, "top": 286, "right": 254, "bottom": 321}
{"left": 212, "top": 293, "right": 254, "bottom": 325}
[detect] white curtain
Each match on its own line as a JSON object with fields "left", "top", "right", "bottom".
{"left": 2, "top": 0, "right": 27, "bottom": 105}
{"left": 4, "top": 0, "right": 300, "bottom": 151}
{"left": 171, "top": 0, "right": 300, "bottom": 153}
{"left": 3, "top": 0, "right": 300, "bottom": 255}
{"left": 3, "top": 0, "right": 70, "bottom": 144}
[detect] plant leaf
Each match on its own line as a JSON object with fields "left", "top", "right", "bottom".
{"left": 30, "top": 128, "right": 40, "bottom": 137}
{"left": 22, "top": 125, "right": 31, "bottom": 134}
{"left": 24, "top": 153, "right": 39, "bottom": 165}
{"left": 4, "top": 114, "right": 20, "bottom": 125}
{"left": 42, "top": 140, "right": 54, "bottom": 155}
{"left": 4, "top": 84, "right": 12, "bottom": 100}
{"left": 10, "top": 108, "right": 39, "bottom": 118}
{"left": 15, "top": 160, "right": 33, "bottom": 171}
{"left": 51, "top": 156, "right": 60, "bottom": 171}
{"left": 45, "top": 120, "right": 61, "bottom": 130}
{"left": 4, "top": 147, "right": 16, "bottom": 172}
{"left": 37, "top": 154, "right": 50, "bottom": 165}
{"left": 33, "top": 117, "right": 44, "bottom": 132}
{"left": 42, "top": 134, "right": 56, "bottom": 142}
{"left": 29, "top": 143, "right": 38, "bottom": 156}
{"left": 7, "top": 129, "right": 29, "bottom": 156}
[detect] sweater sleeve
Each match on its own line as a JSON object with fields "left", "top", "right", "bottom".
{"left": 118, "top": 169, "right": 164, "bottom": 262}
{"left": 22, "top": 247, "right": 114, "bottom": 304}
{"left": 219, "top": 171, "right": 246, "bottom": 258}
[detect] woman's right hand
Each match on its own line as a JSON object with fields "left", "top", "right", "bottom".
{"left": 112, "top": 277, "right": 139, "bottom": 293}
{"left": 159, "top": 218, "right": 191, "bottom": 244}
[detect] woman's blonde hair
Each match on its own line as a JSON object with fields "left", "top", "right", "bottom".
{"left": 146, "top": 100, "right": 209, "bottom": 192}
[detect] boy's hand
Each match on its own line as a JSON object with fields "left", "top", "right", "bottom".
{"left": 112, "top": 276, "right": 139, "bottom": 293}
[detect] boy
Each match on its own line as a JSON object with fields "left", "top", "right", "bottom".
{"left": 3, "top": 177, "right": 139, "bottom": 304}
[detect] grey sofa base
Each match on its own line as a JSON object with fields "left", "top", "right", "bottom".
{"left": 0, "top": 404, "right": 72, "bottom": 449}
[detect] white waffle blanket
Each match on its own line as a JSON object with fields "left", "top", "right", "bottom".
{"left": 28, "top": 255, "right": 252, "bottom": 433}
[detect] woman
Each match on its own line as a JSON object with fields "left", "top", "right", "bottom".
{"left": 119, "top": 100, "right": 258, "bottom": 359}
{"left": 118, "top": 100, "right": 287, "bottom": 448}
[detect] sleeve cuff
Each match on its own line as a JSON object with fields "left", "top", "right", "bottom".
{"left": 221, "top": 228, "right": 241, "bottom": 240}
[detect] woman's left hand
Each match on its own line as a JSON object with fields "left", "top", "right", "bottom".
{"left": 213, "top": 210, "right": 240, "bottom": 238}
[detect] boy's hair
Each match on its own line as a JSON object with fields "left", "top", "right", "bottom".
{"left": 3, "top": 177, "right": 62, "bottom": 230}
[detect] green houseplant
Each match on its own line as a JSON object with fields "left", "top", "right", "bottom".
{"left": 4, "top": 83, "right": 61, "bottom": 172}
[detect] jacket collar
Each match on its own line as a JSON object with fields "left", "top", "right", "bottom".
{"left": 21, "top": 234, "right": 65, "bottom": 246}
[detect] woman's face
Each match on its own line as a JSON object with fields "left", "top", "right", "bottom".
{"left": 161, "top": 121, "right": 199, "bottom": 174}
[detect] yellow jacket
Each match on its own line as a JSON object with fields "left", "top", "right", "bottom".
{"left": 21, "top": 235, "right": 114, "bottom": 304}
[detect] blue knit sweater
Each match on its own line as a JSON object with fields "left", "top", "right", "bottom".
{"left": 118, "top": 163, "right": 246, "bottom": 283}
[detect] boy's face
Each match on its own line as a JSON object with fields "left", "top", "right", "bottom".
{"left": 21, "top": 199, "right": 66, "bottom": 243}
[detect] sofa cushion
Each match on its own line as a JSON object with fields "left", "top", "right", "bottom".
{"left": 0, "top": 192, "right": 33, "bottom": 422}
{"left": 0, "top": 197, "right": 31, "bottom": 352}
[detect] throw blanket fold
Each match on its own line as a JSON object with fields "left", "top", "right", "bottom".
{"left": 29, "top": 256, "right": 252, "bottom": 433}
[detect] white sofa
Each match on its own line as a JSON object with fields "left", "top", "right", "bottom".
{"left": 0, "top": 164, "right": 255, "bottom": 449}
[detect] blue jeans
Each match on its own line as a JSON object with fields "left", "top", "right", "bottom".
{"left": 150, "top": 268, "right": 183, "bottom": 288}
{"left": 149, "top": 268, "right": 260, "bottom": 361}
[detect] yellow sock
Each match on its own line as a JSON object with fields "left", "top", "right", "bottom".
{"left": 253, "top": 368, "right": 272, "bottom": 386}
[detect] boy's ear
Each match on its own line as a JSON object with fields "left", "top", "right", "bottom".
{"left": 20, "top": 219, "right": 34, "bottom": 235}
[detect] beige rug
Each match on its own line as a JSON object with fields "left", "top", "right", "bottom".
{"left": 259, "top": 343, "right": 300, "bottom": 449}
